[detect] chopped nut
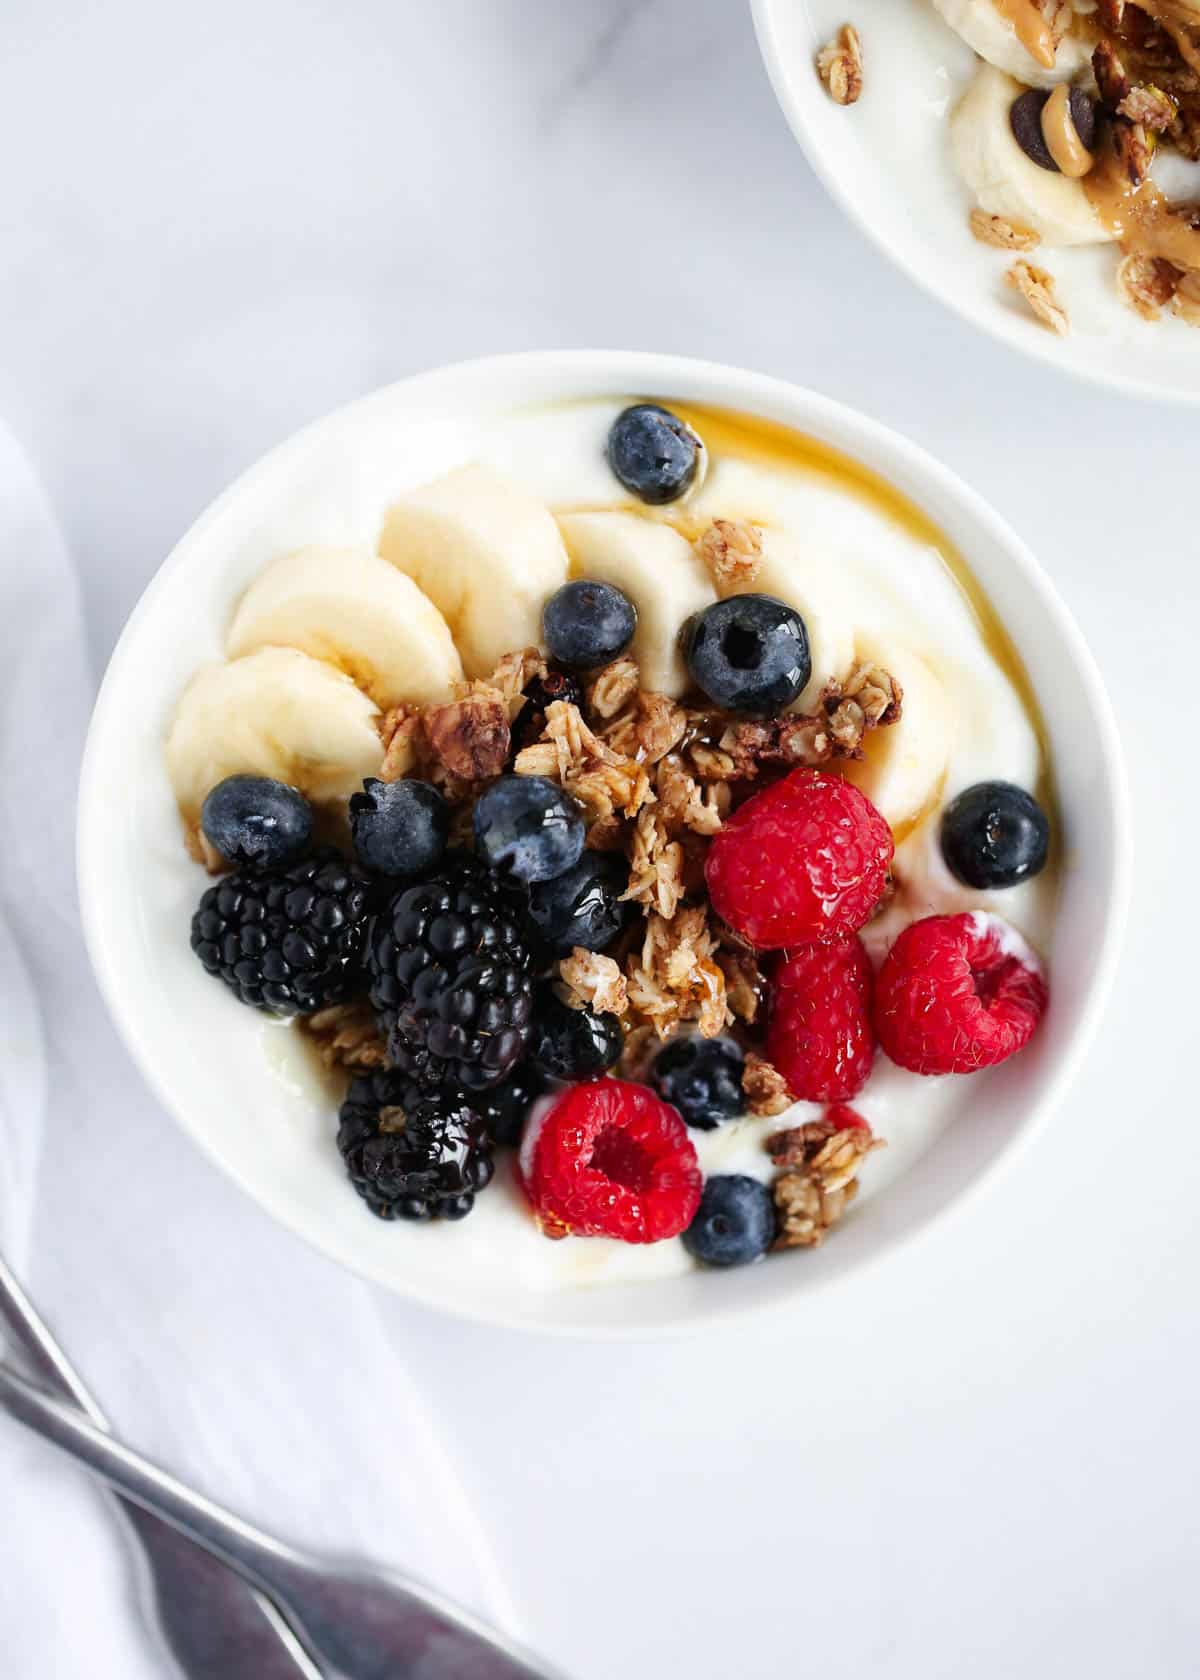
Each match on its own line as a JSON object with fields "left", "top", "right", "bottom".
{"left": 424, "top": 681, "right": 510, "bottom": 780}
{"left": 816, "top": 23, "right": 863, "bottom": 106}
{"left": 743, "top": 1054, "right": 794, "bottom": 1117}
{"left": 300, "top": 999, "right": 388, "bottom": 1071}
{"left": 1113, "top": 116, "right": 1155, "bottom": 185}
{"left": 378, "top": 704, "right": 426, "bottom": 781}
{"left": 969, "top": 209, "right": 1041, "bottom": 252}
{"left": 695, "top": 519, "right": 764, "bottom": 593}
{"left": 1005, "top": 260, "right": 1070, "bottom": 335}
{"left": 559, "top": 948, "right": 628, "bottom": 1017}
{"left": 1116, "top": 252, "right": 1182, "bottom": 318}
{"left": 1094, "top": 40, "right": 1131, "bottom": 110}
{"left": 1118, "top": 83, "right": 1178, "bottom": 130}
{"left": 586, "top": 655, "right": 640, "bottom": 720}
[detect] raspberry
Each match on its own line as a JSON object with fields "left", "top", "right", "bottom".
{"left": 766, "top": 936, "right": 875, "bottom": 1102}
{"left": 824, "top": 1103, "right": 869, "bottom": 1133}
{"left": 521, "top": 1079, "right": 702, "bottom": 1243}
{"left": 705, "top": 769, "right": 893, "bottom": 950}
{"left": 874, "top": 912, "right": 1048, "bottom": 1076}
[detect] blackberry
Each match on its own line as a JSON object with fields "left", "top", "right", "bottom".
{"left": 337, "top": 1068, "right": 494, "bottom": 1221}
{"left": 368, "top": 854, "right": 534, "bottom": 1091}
{"left": 191, "top": 849, "right": 373, "bottom": 1016}
{"left": 474, "top": 1065, "right": 546, "bottom": 1148}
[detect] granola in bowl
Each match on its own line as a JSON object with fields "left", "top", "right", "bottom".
{"left": 162, "top": 393, "right": 1058, "bottom": 1287}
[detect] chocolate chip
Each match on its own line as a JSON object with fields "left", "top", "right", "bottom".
{"left": 1069, "top": 88, "right": 1098, "bottom": 151}
{"left": 1011, "top": 87, "right": 1098, "bottom": 172}
{"left": 1011, "top": 89, "right": 1057, "bottom": 171}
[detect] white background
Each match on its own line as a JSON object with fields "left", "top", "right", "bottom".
{"left": 1, "top": 2, "right": 1197, "bottom": 1676}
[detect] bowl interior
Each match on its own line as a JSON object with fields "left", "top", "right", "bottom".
{"left": 753, "top": 0, "right": 1200, "bottom": 404}
{"left": 78, "top": 351, "right": 1128, "bottom": 1334}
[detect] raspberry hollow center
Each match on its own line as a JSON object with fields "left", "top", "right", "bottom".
{"left": 590, "top": 1125, "right": 653, "bottom": 1191}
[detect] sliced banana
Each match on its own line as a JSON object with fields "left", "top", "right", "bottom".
{"left": 226, "top": 544, "right": 462, "bottom": 711}
{"left": 718, "top": 528, "right": 856, "bottom": 713}
{"left": 556, "top": 511, "right": 715, "bottom": 696}
{"left": 166, "top": 647, "right": 382, "bottom": 822}
{"left": 839, "top": 638, "right": 954, "bottom": 839}
{"left": 951, "top": 64, "right": 1114, "bottom": 246}
{"left": 932, "top": 0, "right": 1091, "bottom": 88}
{"left": 379, "top": 464, "right": 569, "bottom": 679}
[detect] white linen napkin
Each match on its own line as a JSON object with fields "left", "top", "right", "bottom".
{"left": 0, "top": 419, "right": 511, "bottom": 1677}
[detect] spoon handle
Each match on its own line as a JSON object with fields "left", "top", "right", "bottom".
{"left": 0, "top": 1257, "right": 319, "bottom": 1679}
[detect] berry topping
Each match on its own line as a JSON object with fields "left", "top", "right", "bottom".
{"left": 525, "top": 849, "right": 634, "bottom": 954}
{"left": 473, "top": 774, "right": 586, "bottom": 884}
{"left": 683, "top": 594, "right": 811, "bottom": 715}
{"left": 200, "top": 774, "right": 312, "bottom": 870}
{"left": 522, "top": 1079, "right": 702, "bottom": 1243}
{"left": 367, "top": 854, "right": 534, "bottom": 1090}
{"left": 474, "top": 1065, "right": 546, "bottom": 1149}
{"left": 349, "top": 776, "right": 449, "bottom": 878}
{"left": 766, "top": 935, "right": 874, "bottom": 1103}
{"left": 542, "top": 579, "right": 638, "bottom": 671}
{"left": 529, "top": 984, "right": 623, "bottom": 1081}
{"left": 939, "top": 780, "right": 1050, "bottom": 890}
{"left": 705, "top": 769, "right": 894, "bottom": 950}
{"left": 874, "top": 912, "right": 1048, "bottom": 1076}
{"left": 191, "top": 849, "right": 372, "bottom": 1016}
{"left": 682, "top": 1175, "right": 776, "bottom": 1268}
{"left": 510, "top": 667, "right": 583, "bottom": 756}
{"left": 337, "top": 1068, "right": 493, "bottom": 1221}
{"left": 650, "top": 1034, "right": 745, "bottom": 1130}
{"left": 606, "top": 403, "right": 701, "bottom": 505}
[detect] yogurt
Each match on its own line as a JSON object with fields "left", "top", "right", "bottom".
{"left": 243, "top": 395, "right": 1058, "bottom": 1292}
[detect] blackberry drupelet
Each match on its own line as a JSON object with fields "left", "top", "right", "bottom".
{"left": 368, "top": 853, "right": 535, "bottom": 1091}
{"left": 337, "top": 1067, "right": 494, "bottom": 1221}
{"left": 191, "top": 848, "right": 373, "bottom": 1016}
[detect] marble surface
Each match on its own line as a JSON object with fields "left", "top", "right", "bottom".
{"left": 0, "top": 1, "right": 1196, "bottom": 1676}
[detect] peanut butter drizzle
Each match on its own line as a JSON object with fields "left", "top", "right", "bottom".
{"left": 1041, "top": 83, "right": 1093, "bottom": 177}
{"left": 993, "top": 0, "right": 1058, "bottom": 70}
{"left": 1084, "top": 136, "right": 1200, "bottom": 269}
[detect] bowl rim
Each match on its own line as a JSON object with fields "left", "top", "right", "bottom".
{"left": 749, "top": 0, "right": 1200, "bottom": 408}
{"left": 77, "top": 348, "right": 1132, "bottom": 1337}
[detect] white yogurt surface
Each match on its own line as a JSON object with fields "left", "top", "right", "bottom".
{"left": 243, "top": 395, "right": 1057, "bottom": 1290}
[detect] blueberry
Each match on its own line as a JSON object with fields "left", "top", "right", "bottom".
{"left": 526, "top": 851, "right": 635, "bottom": 954}
{"left": 511, "top": 666, "right": 583, "bottom": 755}
{"left": 529, "top": 984, "right": 623, "bottom": 1081}
{"left": 349, "top": 778, "right": 449, "bottom": 877}
{"left": 940, "top": 780, "right": 1050, "bottom": 889}
{"left": 606, "top": 403, "right": 701, "bottom": 505}
{"left": 651, "top": 1034, "right": 744, "bottom": 1130}
{"left": 542, "top": 580, "right": 638, "bottom": 672}
{"left": 200, "top": 774, "right": 313, "bottom": 869}
{"left": 683, "top": 595, "right": 811, "bottom": 714}
{"left": 474, "top": 1065, "right": 546, "bottom": 1147}
{"left": 473, "top": 775, "right": 585, "bottom": 884}
{"left": 682, "top": 1175, "right": 776, "bottom": 1268}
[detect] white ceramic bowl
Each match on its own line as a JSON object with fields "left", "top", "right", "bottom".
{"left": 78, "top": 351, "right": 1130, "bottom": 1335}
{"left": 753, "top": 0, "right": 1200, "bottom": 403}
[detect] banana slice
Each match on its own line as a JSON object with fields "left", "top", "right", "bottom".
{"left": 166, "top": 647, "right": 383, "bottom": 822}
{"left": 932, "top": 0, "right": 1091, "bottom": 88}
{"left": 719, "top": 528, "right": 856, "bottom": 713}
{"left": 839, "top": 639, "right": 954, "bottom": 839}
{"left": 379, "top": 465, "right": 569, "bottom": 679}
{"left": 226, "top": 544, "right": 462, "bottom": 711}
{"left": 556, "top": 511, "right": 716, "bottom": 696}
{"left": 951, "top": 65, "right": 1114, "bottom": 246}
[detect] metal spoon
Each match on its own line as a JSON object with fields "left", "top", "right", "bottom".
{"left": 0, "top": 1255, "right": 318, "bottom": 1679}
{"left": 0, "top": 1358, "right": 562, "bottom": 1680}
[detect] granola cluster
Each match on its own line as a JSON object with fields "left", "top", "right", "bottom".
{"left": 766, "top": 1117, "right": 885, "bottom": 1248}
